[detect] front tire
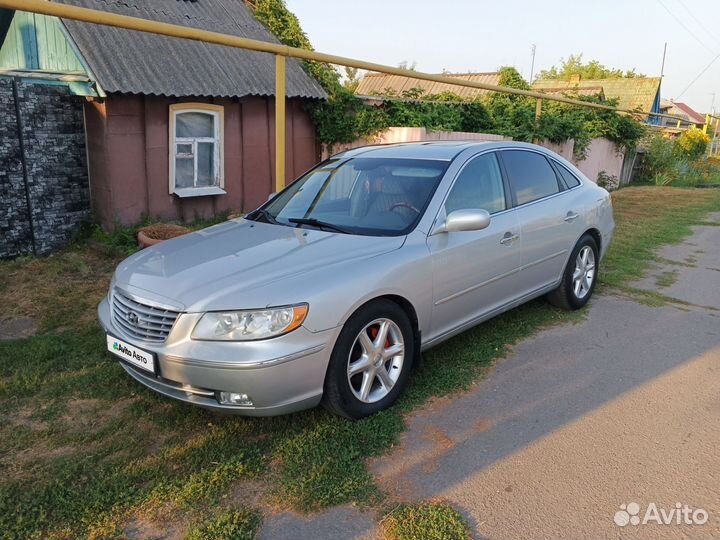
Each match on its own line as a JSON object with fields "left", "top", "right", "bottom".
{"left": 323, "top": 299, "right": 415, "bottom": 419}
{"left": 547, "top": 234, "right": 599, "bottom": 310}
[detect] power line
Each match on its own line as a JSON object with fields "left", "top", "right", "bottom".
{"left": 656, "top": 0, "right": 717, "bottom": 56}
{"left": 675, "top": 0, "right": 720, "bottom": 49}
{"left": 676, "top": 53, "right": 720, "bottom": 99}
{"left": 657, "top": 0, "right": 720, "bottom": 103}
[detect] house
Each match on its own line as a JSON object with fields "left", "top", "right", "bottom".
{"left": 0, "top": 0, "right": 325, "bottom": 256}
{"left": 532, "top": 75, "right": 662, "bottom": 122}
{"left": 659, "top": 99, "right": 706, "bottom": 127}
{"left": 355, "top": 71, "right": 501, "bottom": 99}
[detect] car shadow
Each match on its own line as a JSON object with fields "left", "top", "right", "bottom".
{"left": 367, "top": 293, "right": 720, "bottom": 538}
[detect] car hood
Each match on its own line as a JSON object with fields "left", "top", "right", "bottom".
{"left": 114, "top": 219, "right": 406, "bottom": 311}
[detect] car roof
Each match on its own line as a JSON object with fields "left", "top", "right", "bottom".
{"left": 333, "top": 140, "right": 552, "bottom": 161}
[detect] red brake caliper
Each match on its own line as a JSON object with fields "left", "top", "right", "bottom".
{"left": 368, "top": 326, "right": 390, "bottom": 348}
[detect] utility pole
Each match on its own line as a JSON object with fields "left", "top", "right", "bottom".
{"left": 529, "top": 44, "right": 537, "bottom": 82}
{"left": 660, "top": 42, "right": 667, "bottom": 78}
{"left": 659, "top": 42, "right": 667, "bottom": 128}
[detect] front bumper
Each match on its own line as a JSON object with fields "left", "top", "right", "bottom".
{"left": 98, "top": 297, "right": 338, "bottom": 415}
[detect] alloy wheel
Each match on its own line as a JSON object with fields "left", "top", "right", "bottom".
{"left": 572, "top": 245, "right": 596, "bottom": 299}
{"left": 346, "top": 318, "right": 405, "bottom": 403}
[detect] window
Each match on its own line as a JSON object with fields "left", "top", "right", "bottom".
{"left": 321, "top": 159, "right": 358, "bottom": 201}
{"left": 445, "top": 152, "right": 506, "bottom": 214}
{"left": 501, "top": 150, "right": 560, "bottom": 205}
{"left": 169, "top": 104, "right": 224, "bottom": 196}
{"left": 554, "top": 162, "right": 582, "bottom": 188}
{"left": 258, "top": 157, "right": 449, "bottom": 236}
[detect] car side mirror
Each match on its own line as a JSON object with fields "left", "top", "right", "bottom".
{"left": 435, "top": 209, "right": 491, "bottom": 234}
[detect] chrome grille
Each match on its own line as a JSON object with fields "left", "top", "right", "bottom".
{"left": 111, "top": 289, "right": 180, "bottom": 343}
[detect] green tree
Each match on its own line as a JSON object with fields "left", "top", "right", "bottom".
{"left": 397, "top": 60, "right": 417, "bottom": 71}
{"left": 246, "top": 0, "right": 385, "bottom": 144}
{"left": 343, "top": 67, "right": 362, "bottom": 93}
{"left": 485, "top": 67, "right": 536, "bottom": 141}
{"left": 537, "top": 53, "right": 644, "bottom": 81}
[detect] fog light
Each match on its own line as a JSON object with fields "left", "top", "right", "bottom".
{"left": 218, "top": 392, "right": 253, "bottom": 407}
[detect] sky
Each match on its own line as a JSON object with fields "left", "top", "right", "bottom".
{"left": 285, "top": 0, "right": 720, "bottom": 113}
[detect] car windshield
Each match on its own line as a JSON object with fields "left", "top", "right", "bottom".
{"left": 251, "top": 157, "right": 449, "bottom": 236}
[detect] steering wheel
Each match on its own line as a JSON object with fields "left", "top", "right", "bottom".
{"left": 389, "top": 202, "right": 421, "bottom": 215}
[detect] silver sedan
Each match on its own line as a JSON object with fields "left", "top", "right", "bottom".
{"left": 98, "top": 141, "right": 614, "bottom": 419}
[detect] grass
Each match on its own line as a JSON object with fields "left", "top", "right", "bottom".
{"left": 0, "top": 248, "right": 119, "bottom": 333}
{"left": 380, "top": 501, "right": 470, "bottom": 540}
{"left": 600, "top": 186, "right": 720, "bottom": 288}
{"left": 86, "top": 211, "right": 235, "bottom": 256}
{"left": 185, "top": 508, "right": 262, "bottom": 540}
{"left": 655, "top": 270, "right": 679, "bottom": 289}
{"left": 0, "top": 186, "right": 718, "bottom": 539}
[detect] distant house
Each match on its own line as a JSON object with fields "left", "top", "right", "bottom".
{"left": 532, "top": 75, "right": 662, "bottom": 122}
{"left": 0, "top": 0, "right": 325, "bottom": 256}
{"left": 356, "top": 71, "right": 663, "bottom": 125}
{"left": 659, "top": 99, "right": 705, "bottom": 127}
{"left": 355, "top": 71, "right": 501, "bottom": 99}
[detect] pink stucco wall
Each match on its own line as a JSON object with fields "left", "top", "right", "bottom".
{"left": 574, "top": 138, "right": 624, "bottom": 183}
{"left": 538, "top": 137, "right": 624, "bottom": 183}
{"left": 322, "top": 127, "right": 510, "bottom": 159}
{"left": 324, "top": 130, "right": 623, "bottom": 184}
{"left": 537, "top": 139, "right": 574, "bottom": 162}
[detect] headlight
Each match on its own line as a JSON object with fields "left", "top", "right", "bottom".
{"left": 191, "top": 304, "right": 308, "bottom": 341}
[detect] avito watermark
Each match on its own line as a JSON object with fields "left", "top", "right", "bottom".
{"left": 614, "top": 502, "right": 709, "bottom": 527}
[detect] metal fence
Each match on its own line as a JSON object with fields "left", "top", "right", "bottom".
{"left": 0, "top": 0, "right": 705, "bottom": 190}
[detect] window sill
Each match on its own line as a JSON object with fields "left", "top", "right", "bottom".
{"left": 172, "top": 186, "right": 226, "bottom": 198}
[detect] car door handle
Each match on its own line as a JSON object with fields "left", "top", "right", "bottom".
{"left": 500, "top": 232, "right": 519, "bottom": 245}
{"left": 564, "top": 212, "right": 580, "bottom": 223}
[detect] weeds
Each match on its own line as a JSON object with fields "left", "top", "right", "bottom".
{"left": 380, "top": 501, "right": 470, "bottom": 540}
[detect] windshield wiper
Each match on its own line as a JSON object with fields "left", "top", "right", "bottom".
{"left": 288, "top": 218, "right": 349, "bottom": 234}
{"left": 246, "top": 208, "right": 278, "bottom": 224}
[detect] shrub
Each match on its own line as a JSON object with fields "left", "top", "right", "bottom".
{"left": 640, "top": 134, "right": 680, "bottom": 184}
{"left": 637, "top": 130, "right": 720, "bottom": 186}
{"left": 674, "top": 128, "right": 710, "bottom": 161}
{"left": 596, "top": 171, "right": 619, "bottom": 191}
{"left": 89, "top": 221, "right": 142, "bottom": 255}
{"left": 675, "top": 159, "right": 720, "bottom": 186}
{"left": 371, "top": 90, "right": 494, "bottom": 134}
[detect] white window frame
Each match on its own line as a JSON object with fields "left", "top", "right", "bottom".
{"left": 169, "top": 103, "right": 225, "bottom": 197}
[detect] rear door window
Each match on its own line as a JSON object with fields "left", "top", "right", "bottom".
{"left": 501, "top": 150, "right": 561, "bottom": 205}
{"left": 553, "top": 162, "right": 582, "bottom": 188}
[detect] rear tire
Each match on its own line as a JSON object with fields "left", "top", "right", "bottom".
{"left": 323, "top": 299, "right": 415, "bottom": 419}
{"left": 547, "top": 234, "right": 599, "bottom": 311}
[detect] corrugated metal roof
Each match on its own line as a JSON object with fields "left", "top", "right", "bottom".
{"left": 355, "top": 72, "right": 501, "bottom": 99}
{"left": 532, "top": 77, "right": 661, "bottom": 112}
{"left": 55, "top": 0, "right": 326, "bottom": 99}
{"left": 670, "top": 101, "right": 705, "bottom": 124}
